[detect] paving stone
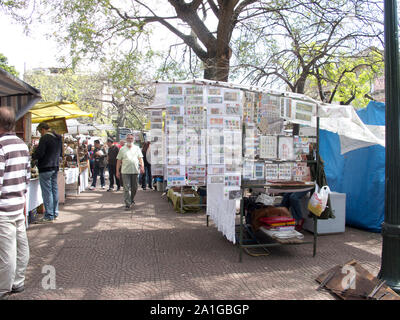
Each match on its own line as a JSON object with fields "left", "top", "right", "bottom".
{"left": 9, "top": 183, "right": 384, "bottom": 300}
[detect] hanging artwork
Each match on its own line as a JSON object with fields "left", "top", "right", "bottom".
{"left": 243, "top": 91, "right": 256, "bottom": 124}
{"left": 278, "top": 136, "right": 295, "bottom": 160}
{"left": 265, "top": 163, "right": 279, "bottom": 180}
{"left": 223, "top": 174, "right": 241, "bottom": 200}
{"left": 166, "top": 105, "right": 183, "bottom": 116}
{"left": 186, "top": 165, "right": 207, "bottom": 186}
{"left": 223, "top": 89, "right": 241, "bottom": 102}
{"left": 208, "top": 105, "right": 225, "bottom": 115}
{"left": 225, "top": 102, "right": 241, "bottom": 115}
{"left": 242, "top": 161, "right": 254, "bottom": 180}
{"left": 278, "top": 163, "right": 293, "bottom": 180}
{"left": 166, "top": 165, "right": 186, "bottom": 187}
{"left": 292, "top": 162, "right": 311, "bottom": 181}
{"left": 207, "top": 175, "right": 224, "bottom": 184}
{"left": 293, "top": 100, "right": 316, "bottom": 125}
{"left": 208, "top": 96, "right": 223, "bottom": 104}
{"left": 223, "top": 117, "right": 241, "bottom": 130}
{"left": 260, "top": 135, "right": 278, "bottom": 159}
{"left": 208, "top": 116, "right": 224, "bottom": 127}
{"left": 208, "top": 165, "right": 225, "bottom": 175}
{"left": 167, "top": 85, "right": 183, "bottom": 95}
{"left": 254, "top": 162, "right": 265, "bottom": 180}
{"left": 280, "top": 97, "right": 293, "bottom": 119}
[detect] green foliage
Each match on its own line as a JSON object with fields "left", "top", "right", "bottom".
{"left": 0, "top": 52, "right": 19, "bottom": 77}
{"left": 24, "top": 68, "right": 104, "bottom": 120}
{"left": 308, "top": 50, "right": 384, "bottom": 108}
{"left": 231, "top": 0, "right": 384, "bottom": 95}
{"left": 0, "top": 0, "right": 27, "bottom": 9}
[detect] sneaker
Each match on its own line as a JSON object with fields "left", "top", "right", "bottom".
{"left": 101, "top": 186, "right": 106, "bottom": 189}
{"left": 107, "top": 188, "right": 113, "bottom": 192}
{"left": 116, "top": 187, "right": 121, "bottom": 191}
{"left": 35, "top": 217, "right": 53, "bottom": 224}
{"left": 89, "top": 186, "right": 95, "bottom": 190}
{"left": 11, "top": 285, "right": 24, "bottom": 294}
{"left": 124, "top": 205, "right": 130, "bottom": 211}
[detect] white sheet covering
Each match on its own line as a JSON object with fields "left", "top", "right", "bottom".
{"left": 298, "top": 104, "right": 385, "bottom": 154}
{"left": 206, "top": 183, "right": 237, "bottom": 244}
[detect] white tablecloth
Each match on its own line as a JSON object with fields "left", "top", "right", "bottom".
{"left": 64, "top": 167, "right": 79, "bottom": 185}
{"left": 25, "top": 178, "right": 44, "bottom": 228}
{"left": 79, "top": 167, "right": 89, "bottom": 192}
{"left": 26, "top": 178, "right": 43, "bottom": 212}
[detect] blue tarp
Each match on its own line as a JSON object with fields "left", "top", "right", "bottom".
{"left": 319, "top": 101, "right": 385, "bottom": 232}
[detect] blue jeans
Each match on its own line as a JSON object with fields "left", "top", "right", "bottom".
{"left": 279, "top": 191, "right": 308, "bottom": 222}
{"left": 39, "top": 170, "right": 59, "bottom": 220}
{"left": 141, "top": 164, "right": 152, "bottom": 189}
{"left": 91, "top": 166, "right": 105, "bottom": 187}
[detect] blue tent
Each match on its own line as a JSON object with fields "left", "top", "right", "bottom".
{"left": 319, "top": 101, "right": 385, "bottom": 232}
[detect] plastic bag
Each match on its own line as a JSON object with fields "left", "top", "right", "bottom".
{"left": 308, "top": 185, "right": 331, "bottom": 216}
{"left": 255, "top": 193, "right": 275, "bottom": 206}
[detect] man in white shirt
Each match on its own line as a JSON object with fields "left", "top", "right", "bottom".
{"left": 116, "top": 134, "right": 144, "bottom": 210}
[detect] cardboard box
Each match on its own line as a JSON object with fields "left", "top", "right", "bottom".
{"left": 303, "top": 192, "right": 346, "bottom": 234}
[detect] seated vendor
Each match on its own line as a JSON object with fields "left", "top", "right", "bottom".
{"left": 278, "top": 142, "right": 332, "bottom": 231}
{"left": 279, "top": 191, "right": 308, "bottom": 231}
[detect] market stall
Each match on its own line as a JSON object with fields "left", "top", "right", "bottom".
{"left": 148, "top": 79, "right": 385, "bottom": 259}
{"left": 29, "top": 101, "right": 93, "bottom": 202}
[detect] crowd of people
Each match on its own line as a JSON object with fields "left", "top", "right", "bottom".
{"left": 0, "top": 106, "right": 154, "bottom": 299}
{"left": 85, "top": 134, "right": 152, "bottom": 210}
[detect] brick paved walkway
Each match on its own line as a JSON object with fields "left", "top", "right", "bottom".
{"left": 10, "top": 186, "right": 382, "bottom": 300}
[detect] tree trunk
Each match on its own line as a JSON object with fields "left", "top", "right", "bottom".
{"left": 203, "top": 55, "right": 230, "bottom": 82}
{"left": 171, "top": 0, "right": 235, "bottom": 82}
{"left": 296, "top": 76, "right": 307, "bottom": 94}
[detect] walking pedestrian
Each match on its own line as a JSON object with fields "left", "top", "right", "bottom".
{"left": 32, "top": 121, "right": 63, "bottom": 223}
{"left": 118, "top": 139, "right": 125, "bottom": 186}
{"left": 106, "top": 138, "right": 120, "bottom": 191}
{"left": 89, "top": 140, "right": 107, "bottom": 190}
{"left": 0, "top": 107, "right": 30, "bottom": 300}
{"left": 116, "top": 134, "right": 144, "bottom": 210}
{"left": 141, "top": 141, "right": 152, "bottom": 190}
{"left": 88, "top": 144, "right": 94, "bottom": 178}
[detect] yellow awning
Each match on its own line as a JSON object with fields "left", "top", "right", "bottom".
{"left": 29, "top": 101, "right": 93, "bottom": 123}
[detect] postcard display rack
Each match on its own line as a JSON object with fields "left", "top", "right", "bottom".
{"left": 240, "top": 92, "right": 320, "bottom": 262}
{"left": 153, "top": 81, "right": 320, "bottom": 252}
{"left": 151, "top": 83, "right": 242, "bottom": 238}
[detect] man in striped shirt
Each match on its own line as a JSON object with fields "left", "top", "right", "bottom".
{"left": 0, "top": 106, "right": 30, "bottom": 300}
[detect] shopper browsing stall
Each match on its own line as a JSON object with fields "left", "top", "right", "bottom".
{"left": 106, "top": 138, "right": 121, "bottom": 191}
{"left": 141, "top": 141, "right": 152, "bottom": 190}
{"left": 0, "top": 107, "right": 30, "bottom": 300}
{"left": 32, "top": 121, "right": 63, "bottom": 223}
{"left": 89, "top": 140, "right": 107, "bottom": 190}
{"left": 116, "top": 134, "right": 144, "bottom": 210}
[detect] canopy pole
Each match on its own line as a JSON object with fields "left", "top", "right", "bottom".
{"left": 62, "top": 134, "right": 65, "bottom": 172}
{"left": 379, "top": 0, "right": 400, "bottom": 293}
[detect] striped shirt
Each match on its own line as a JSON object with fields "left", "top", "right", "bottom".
{"left": 0, "top": 133, "right": 30, "bottom": 216}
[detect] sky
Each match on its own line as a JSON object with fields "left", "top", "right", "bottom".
{"left": 0, "top": 13, "right": 62, "bottom": 77}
